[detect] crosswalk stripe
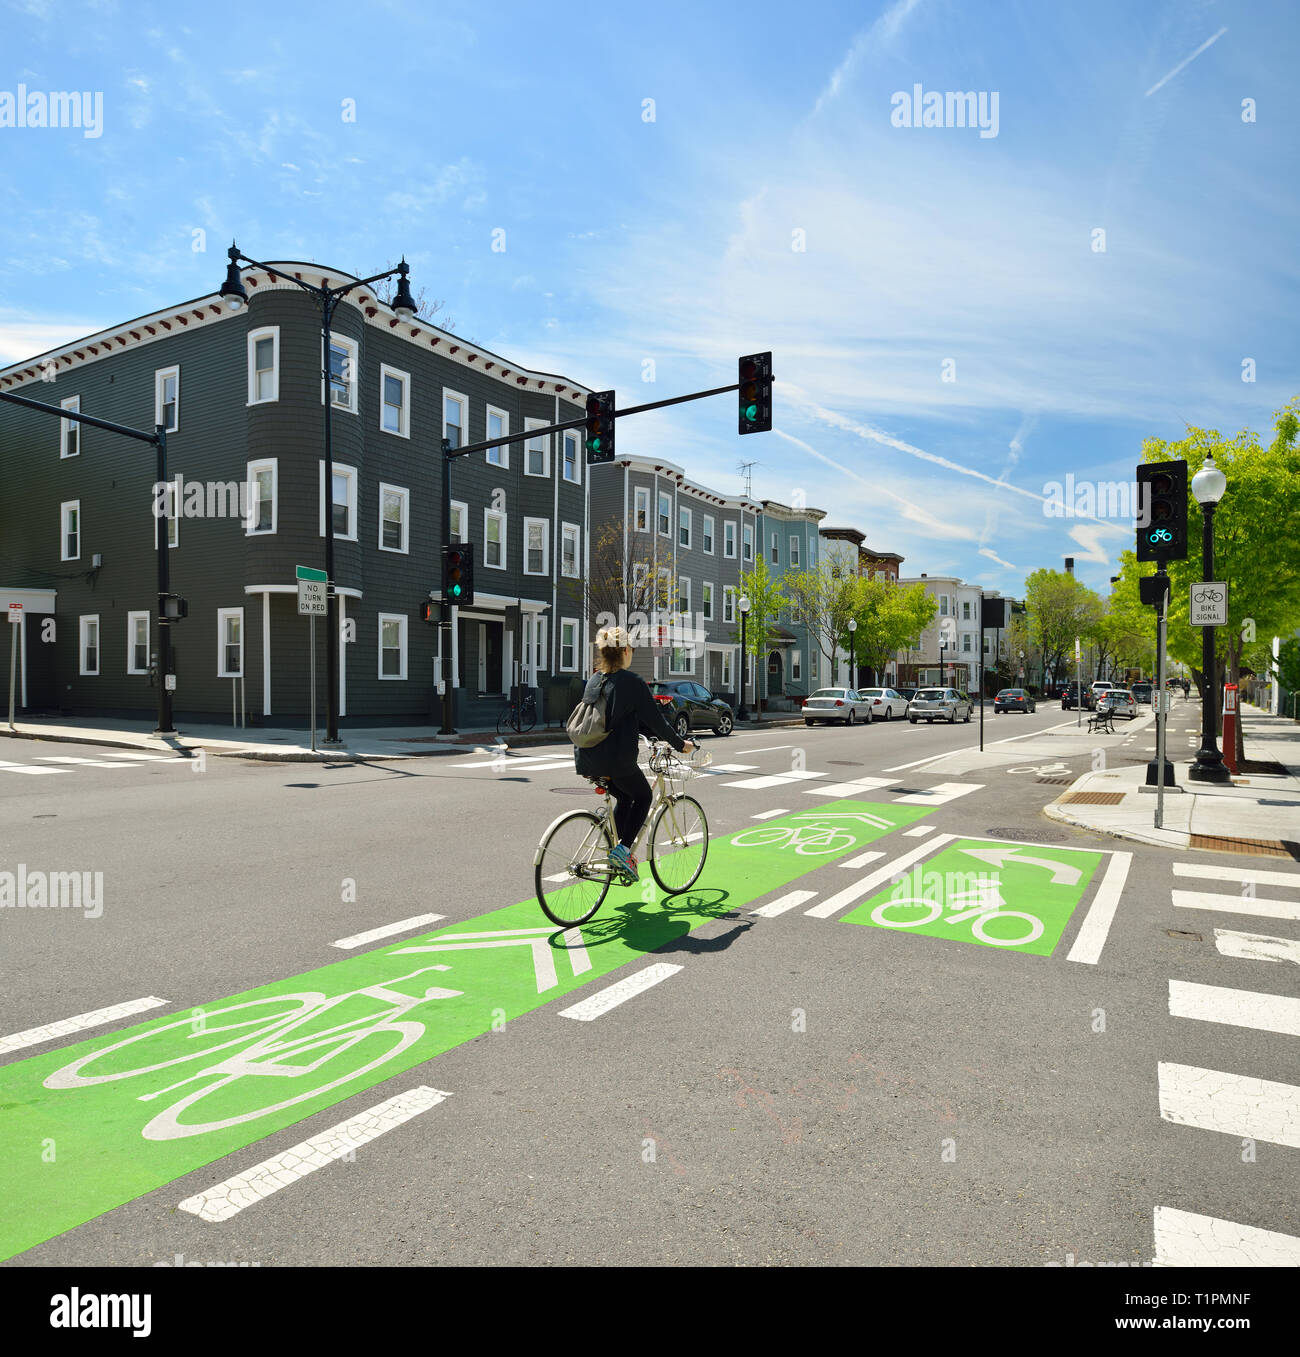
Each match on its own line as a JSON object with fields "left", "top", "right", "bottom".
{"left": 79, "top": 751, "right": 174, "bottom": 761}
{"left": 1172, "top": 889, "right": 1300, "bottom": 922}
{"left": 892, "top": 781, "right": 983, "bottom": 805}
{"left": 1173, "top": 862, "right": 1300, "bottom": 889}
{"left": 1153, "top": 1207, "right": 1300, "bottom": 1267}
{"left": 804, "top": 834, "right": 955, "bottom": 918}
{"left": 557, "top": 963, "right": 682, "bottom": 1021}
{"left": 36, "top": 756, "right": 147, "bottom": 768}
{"left": 842, "top": 850, "right": 885, "bottom": 869}
{"left": 1158, "top": 1061, "right": 1300, "bottom": 1148}
{"left": 1066, "top": 850, "right": 1132, "bottom": 966}
{"left": 803, "top": 777, "right": 899, "bottom": 797}
{"left": 0, "top": 760, "right": 65, "bottom": 775}
{"left": 1168, "top": 979, "right": 1300, "bottom": 1037}
{"left": 1213, "top": 929, "right": 1300, "bottom": 966}
{"left": 750, "top": 890, "right": 817, "bottom": 918}
{"left": 331, "top": 912, "right": 447, "bottom": 950}
{"left": 750, "top": 807, "right": 790, "bottom": 820}
{"left": 0, "top": 996, "right": 168, "bottom": 1057}
{"left": 902, "top": 825, "right": 937, "bottom": 837}
{"left": 454, "top": 754, "right": 569, "bottom": 769}
{"left": 724, "top": 770, "right": 827, "bottom": 789}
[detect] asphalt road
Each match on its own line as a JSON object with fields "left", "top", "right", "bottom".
{"left": 0, "top": 701, "right": 1295, "bottom": 1268}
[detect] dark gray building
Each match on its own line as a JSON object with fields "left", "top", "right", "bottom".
{"left": 0, "top": 261, "right": 594, "bottom": 725}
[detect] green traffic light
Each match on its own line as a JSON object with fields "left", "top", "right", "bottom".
{"left": 591, "top": 437, "right": 602, "bottom": 451}
{"left": 744, "top": 403, "right": 758, "bottom": 422}
{"left": 450, "top": 584, "right": 461, "bottom": 597}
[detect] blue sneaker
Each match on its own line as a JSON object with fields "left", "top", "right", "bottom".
{"left": 609, "top": 843, "right": 638, "bottom": 884}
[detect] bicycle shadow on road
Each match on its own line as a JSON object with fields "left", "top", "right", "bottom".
{"left": 545, "top": 886, "right": 739, "bottom": 955}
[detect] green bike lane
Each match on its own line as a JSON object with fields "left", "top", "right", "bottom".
{"left": 0, "top": 796, "right": 1115, "bottom": 1262}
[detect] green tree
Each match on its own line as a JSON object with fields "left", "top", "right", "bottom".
{"left": 736, "top": 553, "right": 787, "bottom": 718}
{"left": 844, "top": 579, "right": 936, "bottom": 685}
{"left": 784, "top": 561, "right": 860, "bottom": 687}
{"left": 1022, "top": 569, "right": 1104, "bottom": 690}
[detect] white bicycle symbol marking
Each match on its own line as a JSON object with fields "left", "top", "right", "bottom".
{"left": 870, "top": 884, "right": 1044, "bottom": 947}
{"left": 731, "top": 811, "right": 893, "bottom": 855}
{"left": 1007, "top": 761, "right": 1070, "bottom": 776}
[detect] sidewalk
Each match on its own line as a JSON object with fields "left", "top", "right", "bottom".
{"left": 1044, "top": 705, "right": 1300, "bottom": 855}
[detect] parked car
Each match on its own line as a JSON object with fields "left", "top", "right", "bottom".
{"left": 1096, "top": 687, "right": 1138, "bottom": 720}
{"left": 1131, "top": 681, "right": 1154, "bottom": 704}
{"left": 1059, "top": 680, "right": 1094, "bottom": 710}
{"left": 895, "top": 686, "right": 918, "bottom": 703}
{"left": 1089, "top": 680, "right": 1115, "bottom": 703}
{"left": 857, "top": 687, "right": 909, "bottom": 720}
{"left": 994, "top": 688, "right": 1036, "bottom": 714}
{"left": 803, "top": 687, "right": 873, "bottom": 726}
{"left": 908, "top": 687, "right": 973, "bottom": 724}
{"left": 648, "top": 680, "right": 734, "bottom": 737}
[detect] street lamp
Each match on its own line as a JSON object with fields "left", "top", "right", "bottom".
{"left": 1189, "top": 455, "right": 1230, "bottom": 783}
{"left": 940, "top": 640, "right": 950, "bottom": 688}
{"left": 219, "top": 244, "right": 417, "bottom": 743}
{"left": 737, "top": 594, "right": 751, "bottom": 720}
{"left": 847, "top": 618, "right": 857, "bottom": 689}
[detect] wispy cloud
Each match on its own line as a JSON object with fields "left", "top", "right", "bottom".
{"left": 811, "top": 0, "right": 925, "bottom": 118}
{"left": 1145, "top": 26, "right": 1228, "bottom": 98}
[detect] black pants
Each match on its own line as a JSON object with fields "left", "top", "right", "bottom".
{"left": 606, "top": 766, "right": 653, "bottom": 848}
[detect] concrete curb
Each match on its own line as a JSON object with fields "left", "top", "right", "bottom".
{"left": 1043, "top": 799, "right": 1190, "bottom": 850}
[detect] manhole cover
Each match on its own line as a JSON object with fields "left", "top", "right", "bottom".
{"left": 983, "top": 827, "right": 1067, "bottom": 843}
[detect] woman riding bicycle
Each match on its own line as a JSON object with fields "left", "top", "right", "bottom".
{"left": 574, "top": 625, "right": 696, "bottom": 883}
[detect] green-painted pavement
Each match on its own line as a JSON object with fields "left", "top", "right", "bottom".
{"left": 0, "top": 798, "right": 930, "bottom": 1261}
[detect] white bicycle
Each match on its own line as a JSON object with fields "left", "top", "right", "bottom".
{"left": 870, "top": 884, "right": 1044, "bottom": 947}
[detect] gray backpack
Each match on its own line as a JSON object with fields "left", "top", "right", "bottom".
{"left": 566, "top": 675, "right": 614, "bottom": 748}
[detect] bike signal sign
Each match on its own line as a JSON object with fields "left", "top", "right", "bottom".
{"left": 1189, "top": 581, "right": 1228, "bottom": 627}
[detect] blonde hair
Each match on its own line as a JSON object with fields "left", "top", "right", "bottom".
{"left": 593, "top": 625, "right": 633, "bottom": 674}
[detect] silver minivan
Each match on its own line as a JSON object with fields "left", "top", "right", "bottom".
{"left": 908, "top": 687, "right": 973, "bottom": 724}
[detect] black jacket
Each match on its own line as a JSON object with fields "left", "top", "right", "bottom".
{"left": 573, "top": 668, "right": 687, "bottom": 776}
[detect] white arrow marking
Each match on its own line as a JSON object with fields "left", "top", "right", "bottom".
{"left": 393, "top": 927, "right": 589, "bottom": 993}
{"left": 961, "top": 845, "right": 1082, "bottom": 886}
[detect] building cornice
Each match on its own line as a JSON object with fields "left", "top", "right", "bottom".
{"left": 605, "top": 456, "right": 761, "bottom": 513}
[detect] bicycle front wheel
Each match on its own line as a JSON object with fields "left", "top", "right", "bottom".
{"left": 497, "top": 707, "right": 518, "bottom": 736}
{"left": 535, "top": 810, "right": 612, "bottom": 927}
{"left": 519, "top": 701, "right": 537, "bottom": 734}
{"left": 649, "top": 795, "right": 708, "bottom": 894}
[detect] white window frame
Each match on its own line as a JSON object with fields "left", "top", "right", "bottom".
{"left": 153, "top": 477, "right": 179, "bottom": 549}
{"left": 485, "top": 405, "right": 509, "bottom": 467}
{"left": 561, "top": 522, "right": 580, "bottom": 578}
{"left": 562, "top": 430, "right": 581, "bottom": 484}
{"left": 743, "top": 523, "right": 754, "bottom": 563}
{"left": 790, "top": 535, "right": 801, "bottom": 566}
{"left": 940, "top": 595, "right": 950, "bottom": 616}
{"left": 677, "top": 576, "right": 691, "bottom": 617}
{"left": 669, "top": 646, "right": 692, "bottom": 675}
{"left": 127, "top": 610, "right": 150, "bottom": 675}
{"left": 245, "top": 458, "right": 277, "bottom": 535}
{"left": 155, "top": 365, "right": 180, "bottom": 433}
{"left": 724, "top": 521, "right": 737, "bottom": 558}
{"left": 723, "top": 585, "right": 736, "bottom": 624}
{"left": 632, "top": 563, "right": 649, "bottom": 596}
{"left": 811, "top": 651, "right": 820, "bottom": 679}
{"left": 79, "top": 614, "right": 99, "bottom": 676}
{"left": 60, "top": 395, "right": 80, "bottom": 459}
{"left": 962, "top": 599, "right": 972, "bottom": 620}
{"left": 378, "top": 482, "right": 410, "bottom": 554}
{"left": 634, "top": 487, "right": 651, "bottom": 533}
{"left": 523, "top": 516, "right": 549, "bottom": 576}
{"left": 327, "top": 335, "right": 358, "bottom": 412}
{"left": 247, "top": 326, "right": 279, "bottom": 405}
{"left": 524, "top": 418, "right": 549, "bottom": 478}
{"left": 702, "top": 581, "right": 714, "bottom": 621}
{"left": 217, "top": 607, "right": 244, "bottom": 678}
{"left": 449, "top": 499, "right": 468, "bottom": 543}
{"left": 379, "top": 364, "right": 410, "bottom": 438}
{"left": 702, "top": 514, "right": 714, "bottom": 555}
{"left": 771, "top": 532, "right": 779, "bottom": 565}
{"left": 378, "top": 612, "right": 408, "bottom": 680}
{"left": 484, "top": 508, "right": 507, "bottom": 570}
{"left": 679, "top": 506, "right": 692, "bottom": 550}
{"left": 61, "top": 499, "right": 80, "bottom": 561}
{"left": 721, "top": 650, "right": 733, "bottom": 689}
{"left": 559, "top": 618, "right": 579, "bottom": 672}
{"left": 962, "top": 633, "right": 972, "bottom": 653}
{"left": 658, "top": 492, "right": 671, "bottom": 538}
{"left": 318, "top": 461, "right": 359, "bottom": 542}
{"left": 531, "top": 616, "right": 548, "bottom": 675}
{"left": 443, "top": 389, "right": 467, "bottom": 451}
{"left": 792, "top": 650, "right": 802, "bottom": 682}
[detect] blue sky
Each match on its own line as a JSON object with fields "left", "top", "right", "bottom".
{"left": 3, "top": 0, "right": 1297, "bottom": 600}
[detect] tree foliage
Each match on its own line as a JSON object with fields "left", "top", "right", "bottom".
{"left": 736, "top": 554, "right": 787, "bottom": 715}
{"left": 783, "top": 562, "right": 860, "bottom": 683}
{"left": 844, "top": 579, "right": 936, "bottom": 681}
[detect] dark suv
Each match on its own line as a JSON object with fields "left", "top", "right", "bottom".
{"left": 648, "top": 680, "right": 735, "bottom": 737}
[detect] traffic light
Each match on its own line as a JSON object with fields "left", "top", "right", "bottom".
{"left": 738, "top": 351, "right": 772, "bottom": 435}
{"left": 585, "top": 391, "right": 616, "bottom": 464}
{"left": 420, "top": 599, "right": 436, "bottom": 624}
{"left": 1136, "top": 460, "right": 1188, "bottom": 562}
{"left": 442, "top": 541, "right": 474, "bottom": 607}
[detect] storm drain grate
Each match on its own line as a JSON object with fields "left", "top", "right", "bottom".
{"left": 1060, "top": 791, "right": 1126, "bottom": 806}
{"left": 1188, "top": 834, "right": 1300, "bottom": 859}
{"left": 1036, "top": 776, "right": 1073, "bottom": 785}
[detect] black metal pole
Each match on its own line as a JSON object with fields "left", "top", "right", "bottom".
{"left": 321, "top": 299, "right": 340, "bottom": 744}
{"left": 155, "top": 425, "right": 175, "bottom": 735}
{"left": 737, "top": 612, "right": 748, "bottom": 719}
{"left": 439, "top": 440, "right": 455, "bottom": 734}
{"left": 1189, "top": 502, "right": 1228, "bottom": 782}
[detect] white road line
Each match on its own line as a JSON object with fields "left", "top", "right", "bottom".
{"left": 177, "top": 1086, "right": 450, "bottom": 1222}
{"left": 331, "top": 912, "right": 447, "bottom": 950}
{"left": 803, "top": 777, "right": 899, "bottom": 797}
{"left": 902, "top": 825, "right": 937, "bottom": 838}
{"left": 1168, "top": 979, "right": 1300, "bottom": 1037}
{"left": 0, "top": 996, "right": 168, "bottom": 1056}
{"left": 697, "top": 763, "right": 758, "bottom": 774}
{"left": 1066, "top": 850, "right": 1132, "bottom": 965}
{"left": 750, "top": 807, "right": 789, "bottom": 820}
{"left": 36, "top": 756, "right": 147, "bottom": 768}
{"left": 557, "top": 963, "right": 682, "bottom": 1021}
{"left": 842, "top": 850, "right": 885, "bottom": 869}
{"left": 724, "top": 770, "right": 827, "bottom": 789}
{"left": 728, "top": 743, "right": 794, "bottom": 754}
{"left": 805, "top": 835, "right": 955, "bottom": 918}
{"left": 881, "top": 718, "right": 1080, "bottom": 772}
{"left": 0, "top": 760, "right": 65, "bottom": 775}
{"left": 750, "top": 890, "right": 817, "bottom": 918}
{"left": 1153, "top": 1207, "right": 1300, "bottom": 1268}
{"left": 1173, "top": 862, "right": 1300, "bottom": 889}
{"left": 87, "top": 751, "right": 175, "bottom": 761}
{"left": 1158, "top": 1062, "right": 1300, "bottom": 1149}
{"left": 893, "top": 781, "right": 983, "bottom": 805}
{"left": 453, "top": 754, "right": 570, "bottom": 769}
{"left": 1173, "top": 889, "right": 1300, "bottom": 922}
{"left": 1214, "top": 929, "right": 1300, "bottom": 966}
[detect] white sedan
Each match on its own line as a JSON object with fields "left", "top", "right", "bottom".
{"left": 857, "top": 687, "right": 909, "bottom": 720}
{"left": 803, "top": 688, "right": 873, "bottom": 726}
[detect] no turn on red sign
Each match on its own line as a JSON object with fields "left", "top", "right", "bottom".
{"left": 7, "top": 604, "right": 21, "bottom": 624}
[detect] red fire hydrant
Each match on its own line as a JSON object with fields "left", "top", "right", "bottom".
{"left": 1222, "top": 682, "right": 1238, "bottom": 775}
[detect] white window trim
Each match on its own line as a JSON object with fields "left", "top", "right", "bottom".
{"left": 743, "top": 523, "right": 754, "bottom": 562}
{"left": 677, "top": 575, "right": 691, "bottom": 617}
{"left": 723, "top": 585, "right": 736, "bottom": 624}
{"left": 61, "top": 499, "right": 80, "bottom": 561}
{"left": 792, "top": 649, "right": 802, "bottom": 682}
{"left": 379, "top": 363, "right": 411, "bottom": 438}
{"left": 702, "top": 513, "right": 715, "bottom": 555}
{"left": 702, "top": 581, "right": 714, "bottom": 621}
{"left": 318, "top": 461, "right": 359, "bottom": 542}
{"left": 561, "top": 429, "right": 581, "bottom": 485}
{"left": 790, "top": 534, "right": 800, "bottom": 567}
{"left": 721, "top": 650, "right": 733, "bottom": 689}
{"left": 327, "top": 335, "right": 359, "bottom": 413}
{"left": 79, "top": 614, "right": 100, "bottom": 676}
{"left": 523, "top": 515, "right": 549, "bottom": 576}
{"left": 60, "top": 395, "right": 80, "bottom": 458}
{"left": 217, "top": 607, "right": 244, "bottom": 679}
{"left": 679, "top": 506, "right": 692, "bottom": 550}
{"left": 378, "top": 612, "right": 408, "bottom": 680}
{"left": 724, "top": 521, "right": 737, "bottom": 558}
{"left": 771, "top": 532, "right": 779, "bottom": 564}
{"left": 658, "top": 492, "right": 672, "bottom": 538}
{"left": 126, "top": 610, "right": 150, "bottom": 675}
{"left": 485, "top": 404, "right": 509, "bottom": 468}
{"left": 668, "top": 645, "right": 693, "bottom": 675}
{"left": 378, "top": 482, "right": 410, "bottom": 554}
{"left": 634, "top": 487, "right": 651, "bottom": 533}
{"left": 247, "top": 326, "right": 280, "bottom": 405}
{"left": 484, "top": 508, "right": 507, "bottom": 570}
{"left": 532, "top": 615, "right": 548, "bottom": 674}
{"left": 155, "top": 365, "right": 180, "bottom": 433}
{"left": 153, "top": 475, "right": 179, "bottom": 549}
{"left": 449, "top": 499, "right": 468, "bottom": 543}
{"left": 245, "top": 458, "right": 278, "bottom": 536}
{"left": 524, "top": 417, "right": 550, "bottom": 478}
{"left": 559, "top": 617, "right": 580, "bottom": 673}
{"left": 443, "top": 389, "right": 468, "bottom": 451}
{"left": 561, "top": 522, "right": 580, "bottom": 578}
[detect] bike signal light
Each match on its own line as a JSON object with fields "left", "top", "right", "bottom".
{"left": 1136, "top": 459, "right": 1188, "bottom": 563}
{"left": 442, "top": 541, "right": 474, "bottom": 607}
{"left": 585, "top": 390, "right": 616, "bottom": 464}
{"left": 738, "top": 351, "right": 772, "bottom": 435}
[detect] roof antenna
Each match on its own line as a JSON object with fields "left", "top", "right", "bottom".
{"left": 737, "top": 460, "right": 759, "bottom": 498}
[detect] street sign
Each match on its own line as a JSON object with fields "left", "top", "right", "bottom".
{"left": 1189, "top": 581, "right": 1228, "bottom": 627}
{"left": 7, "top": 603, "right": 21, "bottom": 624}
{"left": 1074, "top": 636, "right": 1081, "bottom": 661}
{"left": 297, "top": 565, "right": 328, "bottom": 618}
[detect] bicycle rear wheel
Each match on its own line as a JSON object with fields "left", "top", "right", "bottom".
{"left": 496, "top": 706, "right": 517, "bottom": 737}
{"left": 535, "top": 810, "right": 612, "bottom": 927}
{"left": 649, "top": 795, "right": 708, "bottom": 894}
{"left": 519, "top": 700, "right": 537, "bottom": 733}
